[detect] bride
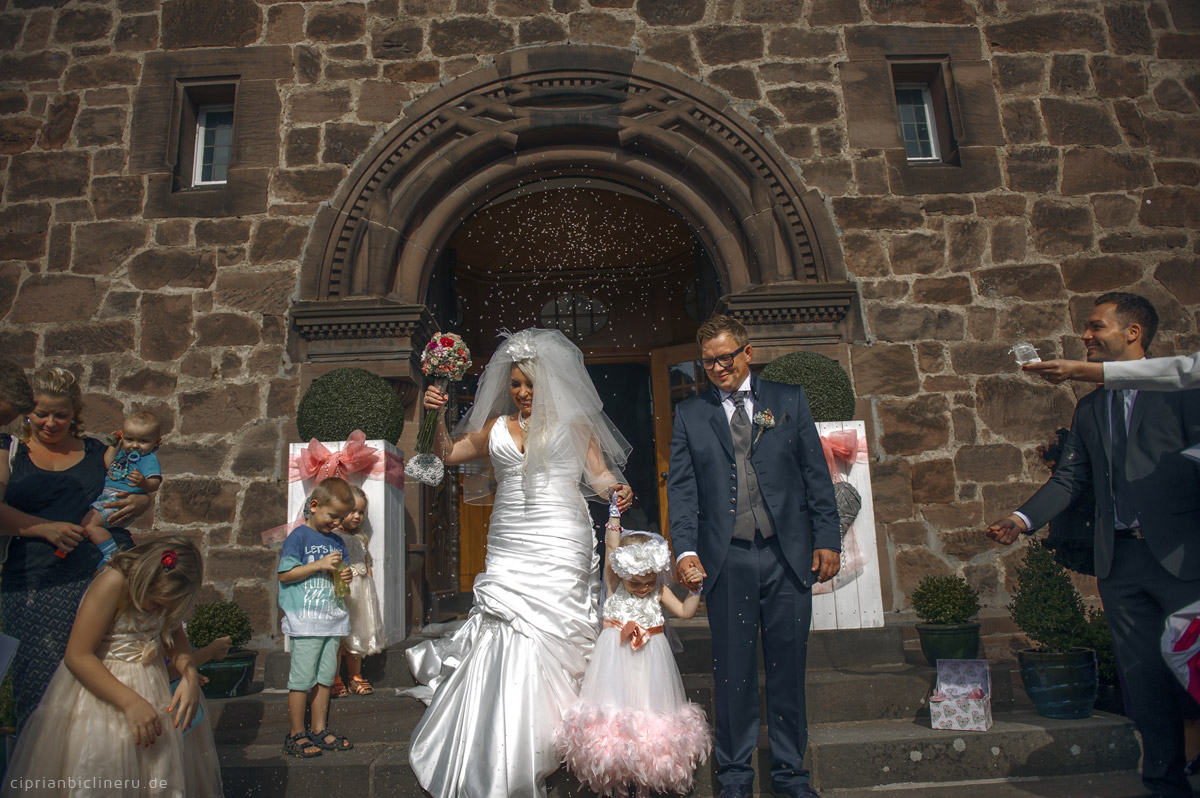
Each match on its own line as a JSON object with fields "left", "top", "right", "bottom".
{"left": 407, "top": 328, "right": 633, "bottom": 798}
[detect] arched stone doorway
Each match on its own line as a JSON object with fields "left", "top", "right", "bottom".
{"left": 290, "top": 45, "right": 860, "bottom": 622}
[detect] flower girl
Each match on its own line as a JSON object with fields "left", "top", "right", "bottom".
{"left": 3, "top": 536, "right": 222, "bottom": 798}
{"left": 558, "top": 515, "right": 712, "bottom": 797}
{"left": 331, "top": 485, "right": 384, "bottom": 697}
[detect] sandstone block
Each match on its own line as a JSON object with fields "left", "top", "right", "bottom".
{"left": 983, "top": 482, "right": 1046, "bottom": 527}
{"left": 1158, "top": 34, "right": 1200, "bottom": 59}
{"left": 128, "top": 248, "right": 216, "bottom": 290}
{"left": 954, "top": 444, "right": 1024, "bottom": 484}
{"left": 922, "top": 197, "right": 974, "bottom": 216}
{"left": 1060, "top": 149, "right": 1153, "bottom": 195}
{"left": 833, "top": 197, "right": 923, "bottom": 230}
{"left": 895, "top": 548, "right": 953, "bottom": 604}
{"left": 1006, "top": 146, "right": 1059, "bottom": 192}
{"left": 518, "top": 16, "right": 566, "bottom": 44}
{"left": 990, "top": 219, "right": 1026, "bottom": 263}
{"left": 1040, "top": 98, "right": 1122, "bottom": 146}
{"left": 768, "top": 28, "right": 839, "bottom": 58}
{"left": 196, "top": 313, "right": 262, "bottom": 347}
{"left": 63, "top": 56, "right": 141, "bottom": 90}
{"left": 948, "top": 342, "right": 1023, "bottom": 376}
{"left": 840, "top": 232, "right": 889, "bottom": 278}
{"left": 54, "top": 6, "right": 112, "bottom": 43}
{"left": 887, "top": 233, "right": 945, "bottom": 275}
{"left": 743, "top": 0, "right": 803, "bottom": 23}
{"left": 1050, "top": 54, "right": 1089, "bottom": 95}
{"left": 90, "top": 176, "right": 144, "bottom": 220}
{"left": 1098, "top": 233, "right": 1188, "bottom": 254}
{"left": 232, "top": 583, "right": 274, "bottom": 636}
{"left": 273, "top": 167, "right": 346, "bottom": 203}
{"left": 994, "top": 55, "right": 1045, "bottom": 94}
{"left": 868, "top": 306, "right": 964, "bottom": 342}
{"left": 72, "top": 221, "right": 147, "bottom": 274}
{"left": 1089, "top": 56, "right": 1146, "bottom": 98}
{"left": 249, "top": 220, "right": 308, "bottom": 264}
{"left": 323, "top": 123, "right": 376, "bottom": 167}
{"left": 1113, "top": 100, "right": 1148, "bottom": 148}
{"left": 497, "top": 0, "right": 552, "bottom": 14}
{"left": 1138, "top": 187, "right": 1200, "bottom": 228}
{"left": 861, "top": 281, "right": 908, "bottom": 301}
{"left": 1155, "top": 257, "right": 1200, "bottom": 306}
{"left": 887, "top": 521, "right": 928, "bottom": 547}
{"left": 161, "top": 0, "right": 260, "bottom": 49}
{"left": 997, "top": 303, "right": 1069, "bottom": 340}
{"left": 772, "top": 126, "right": 814, "bottom": 160}
{"left": 117, "top": 368, "right": 178, "bottom": 397}
{"left": 985, "top": 13, "right": 1106, "bottom": 53}
{"left": 382, "top": 61, "right": 439, "bottom": 83}
{"left": 285, "top": 127, "right": 319, "bottom": 167}
{"left": 231, "top": 421, "right": 282, "bottom": 479}
{"left": 975, "top": 195, "right": 1026, "bottom": 218}
{"left": 116, "top": 14, "right": 159, "bottom": 51}
{"left": 1104, "top": 3, "right": 1153, "bottom": 55}
{"left": 709, "top": 67, "right": 760, "bottom": 100}
{"left": 372, "top": 24, "right": 423, "bottom": 59}
{"left": 0, "top": 202, "right": 51, "bottom": 261}
{"left": 878, "top": 394, "right": 950, "bottom": 456}
{"left": 809, "top": 0, "right": 863, "bottom": 26}
{"left": 288, "top": 88, "right": 351, "bottom": 124}
{"left": 8, "top": 151, "right": 89, "bottom": 201}
{"left": 73, "top": 107, "right": 126, "bottom": 148}
{"left": 307, "top": 4, "right": 366, "bottom": 43}
{"left": 0, "top": 117, "right": 41, "bottom": 155}
{"left": 767, "top": 86, "right": 838, "bottom": 125}
{"left": 866, "top": 0, "right": 974, "bottom": 24}
{"left": 1144, "top": 118, "right": 1200, "bottom": 160}
{"left": 1, "top": 51, "right": 68, "bottom": 83}
{"left": 214, "top": 269, "right": 297, "bottom": 316}
{"left": 636, "top": 0, "right": 704, "bottom": 24}
{"left": 268, "top": 378, "right": 299, "bottom": 419}
{"left": 1030, "top": 200, "right": 1093, "bottom": 255}
{"left": 976, "top": 376, "right": 1076, "bottom": 443}
{"left": 430, "top": 18, "right": 514, "bottom": 57}
{"left": 1001, "top": 99, "right": 1044, "bottom": 145}
{"left": 938, "top": 529, "right": 990, "bottom": 560}
{"left": 947, "top": 218, "right": 988, "bottom": 273}
{"left": 759, "top": 62, "right": 832, "bottom": 85}
{"left": 179, "top": 383, "right": 260, "bottom": 435}
{"left": 11, "top": 274, "right": 102, "bottom": 324}
{"left": 1090, "top": 194, "right": 1137, "bottom": 228}
{"left": 974, "top": 263, "right": 1066, "bottom": 300}
{"left": 37, "top": 94, "right": 80, "bottom": 151}
{"left": 195, "top": 219, "right": 251, "bottom": 247}
{"left": 357, "top": 81, "right": 412, "bottom": 123}
{"left": 850, "top": 343, "right": 919, "bottom": 397}
{"left": 924, "top": 502, "right": 983, "bottom": 532}
{"left": 913, "top": 276, "right": 971, "bottom": 305}
{"left": 694, "top": 25, "right": 763, "bottom": 65}
{"left": 45, "top": 322, "right": 135, "bottom": 356}
{"left": 871, "top": 459, "right": 914, "bottom": 523}
{"left": 141, "top": 294, "right": 194, "bottom": 362}
{"left": 1154, "top": 161, "right": 1200, "bottom": 187}
{"left": 0, "top": 90, "right": 28, "bottom": 115}
{"left": 206, "top": 548, "right": 278, "bottom": 582}
{"left": 912, "top": 459, "right": 955, "bottom": 504}
{"left": 236, "top": 480, "right": 288, "bottom": 546}
{"left": 565, "top": 12, "right": 634, "bottom": 45}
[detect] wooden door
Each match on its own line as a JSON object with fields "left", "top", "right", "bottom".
{"left": 649, "top": 342, "right": 707, "bottom": 540}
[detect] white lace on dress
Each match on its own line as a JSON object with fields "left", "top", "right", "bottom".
{"left": 602, "top": 585, "right": 664, "bottom": 628}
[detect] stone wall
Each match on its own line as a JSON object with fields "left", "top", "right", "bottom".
{"left": 1, "top": 0, "right": 1197, "bottom": 644}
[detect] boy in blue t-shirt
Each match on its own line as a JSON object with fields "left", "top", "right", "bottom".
{"left": 278, "top": 476, "right": 356, "bottom": 758}
{"left": 79, "top": 410, "right": 163, "bottom": 567}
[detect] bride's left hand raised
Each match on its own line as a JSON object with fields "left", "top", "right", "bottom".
{"left": 612, "top": 484, "right": 633, "bottom": 513}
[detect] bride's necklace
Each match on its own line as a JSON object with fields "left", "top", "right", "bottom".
{"left": 517, "top": 413, "right": 530, "bottom": 432}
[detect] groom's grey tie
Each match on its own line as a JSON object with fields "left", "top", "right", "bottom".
{"left": 731, "top": 391, "right": 774, "bottom": 541}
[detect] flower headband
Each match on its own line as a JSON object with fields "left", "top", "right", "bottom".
{"left": 609, "top": 537, "right": 671, "bottom": 580}
{"left": 504, "top": 329, "right": 538, "bottom": 362}
{"left": 161, "top": 550, "right": 177, "bottom": 570}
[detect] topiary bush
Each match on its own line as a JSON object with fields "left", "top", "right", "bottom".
{"left": 187, "top": 599, "right": 253, "bottom": 651}
{"left": 297, "top": 367, "right": 405, "bottom": 444}
{"left": 911, "top": 574, "right": 981, "bottom": 625}
{"left": 759, "top": 351, "right": 855, "bottom": 422}
{"left": 1008, "top": 539, "right": 1088, "bottom": 653}
{"left": 1083, "top": 607, "right": 1118, "bottom": 685}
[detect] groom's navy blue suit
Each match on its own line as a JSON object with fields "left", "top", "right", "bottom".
{"left": 668, "top": 373, "right": 840, "bottom": 790}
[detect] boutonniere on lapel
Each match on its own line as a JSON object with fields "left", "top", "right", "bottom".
{"left": 753, "top": 409, "right": 775, "bottom": 445}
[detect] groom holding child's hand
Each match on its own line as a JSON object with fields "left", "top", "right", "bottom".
{"left": 668, "top": 315, "right": 841, "bottom": 798}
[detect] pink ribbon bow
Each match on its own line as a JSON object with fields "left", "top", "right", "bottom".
{"left": 820, "top": 430, "right": 863, "bottom": 483}
{"left": 605, "top": 618, "right": 664, "bottom": 651}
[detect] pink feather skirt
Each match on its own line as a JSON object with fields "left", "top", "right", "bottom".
{"left": 558, "top": 627, "right": 711, "bottom": 797}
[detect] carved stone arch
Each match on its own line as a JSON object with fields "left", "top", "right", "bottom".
{"left": 292, "top": 46, "right": 858, "bottom": 373}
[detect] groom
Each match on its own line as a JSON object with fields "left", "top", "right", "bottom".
{"left": 669, "top": 315, "right": 841, "bottom": 798}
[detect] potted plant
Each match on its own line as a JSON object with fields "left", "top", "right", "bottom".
{"left": 1082, "top": 607, "right": 1123, "bottom": 714}
{"left": 911, "top": 574, "right": 982, "bottom": 665}
{"left": 1007, "top": 540, "right": 1098, "bottom": 719}
{"left": 296, "top": 367, "right": 405, "bottom": 445}
{"left": 759, "top": 351, "right": 855, "bottom": 422}
{"left": 187, "top": 599, "right": 255, "bottom": 699}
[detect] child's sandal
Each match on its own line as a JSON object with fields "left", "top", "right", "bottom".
{"left": 329, "top": 677, "right": 346, "bottom": 698}
{"left": 312, "top": 728, "right": 353, "bottom": 751}
{"left": 282, "top": 731, "right": 322, "bottom": 758}
{"left": 348, "top": 674, "right": 374, "bottom": 695}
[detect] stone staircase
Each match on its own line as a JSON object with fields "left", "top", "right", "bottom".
{"left": 206, "top": 621, "right": 1152, "bottom": 797}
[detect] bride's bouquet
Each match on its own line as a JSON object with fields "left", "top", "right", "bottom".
{"left": 405, "top": 333, "right": 473, "bottom": 486}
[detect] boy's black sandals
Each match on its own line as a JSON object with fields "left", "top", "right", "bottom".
{"left": 283, "top": 731, "right": 322, "bottom": 758}
{"left": 312, "top": 728, "right": 354, "bottom": 751}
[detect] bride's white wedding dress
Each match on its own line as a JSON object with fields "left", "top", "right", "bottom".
{"left": 407, "top": 418, "right": 601, "bottom": 798}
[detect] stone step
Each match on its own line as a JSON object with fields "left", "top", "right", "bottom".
{"left": 209, "top": 690, "right": 423, "bottom": 748}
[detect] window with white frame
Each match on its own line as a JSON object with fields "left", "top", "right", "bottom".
{"left": 193, "top": 105, "right": 233, "bottom": 186}
{"left": 894, "top": 84, "right": 940, "bottom": 162}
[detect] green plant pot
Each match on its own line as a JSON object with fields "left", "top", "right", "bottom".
{"left": 198, "top": 649, "right": 257, "bottom": 699}
{"left": 1017, "top": 647, "right": 1097, "bottom": 719}
{"left": 916, "top": 622, "right": 981, "bottom": 665}
{"left": 1094, "top": 681, "right": 1125, "bottom": 715}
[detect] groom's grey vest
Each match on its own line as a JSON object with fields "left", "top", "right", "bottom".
{"left": 731, "top": 391, "right": 775, "bottom": 541}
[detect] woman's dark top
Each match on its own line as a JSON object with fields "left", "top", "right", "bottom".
{"left": 1, "top": 435, "right": 105, "bottom": 590}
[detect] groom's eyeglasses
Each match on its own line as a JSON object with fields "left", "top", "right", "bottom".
{"left": 700, "top": 344, "right": 747, "bottom": 371}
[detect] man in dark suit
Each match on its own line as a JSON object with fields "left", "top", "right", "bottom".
{"left": 987, "top": 292, "right": 1200, "bottom": 798}
{"left": 669, "top": 315, "right": 841, "bottom": 798}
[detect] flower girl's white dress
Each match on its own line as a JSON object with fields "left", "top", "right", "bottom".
{"left": 558, "top": 584, "right": 711, "bottom": 796}
{"left": 341, "top": 532, "right": 384, "bottom": 656}
{"left": 2, "top": 602, "right": 223, "bottom": 797}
